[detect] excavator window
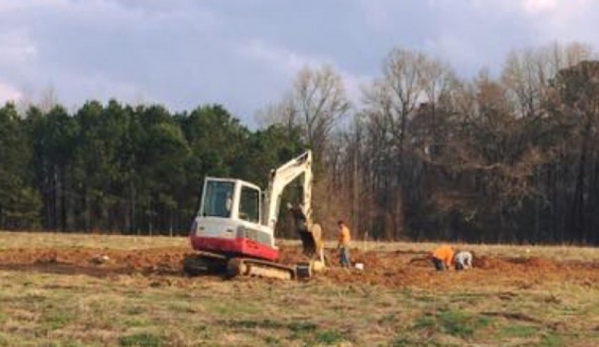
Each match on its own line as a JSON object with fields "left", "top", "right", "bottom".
{"left": 202, "top": 181, "right": 235, "bottom": 218}
{"left": 239, "top": 186, "right": 260, "bottom": 223}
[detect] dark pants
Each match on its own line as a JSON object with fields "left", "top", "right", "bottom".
{"left": 432, "top": 257, "right": 445, "bottom": 271}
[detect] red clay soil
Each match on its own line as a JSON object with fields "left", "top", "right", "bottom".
{"left": 0, "top": 247, "right": 191, "bottom": 277}
{"left": 1, "top": 245, "right": 598, "bottom": 290}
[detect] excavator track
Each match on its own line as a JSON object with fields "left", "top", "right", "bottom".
{"left": 183, "top": 251, "right": 310, "bottom": 280}
{"left": 226, "top": 257, "right": 301, "bottom": 280}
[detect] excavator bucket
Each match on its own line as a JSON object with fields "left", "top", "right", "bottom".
{"left": 298, "top": 229, "right": 317, "bottom": 256}
{"left": 297, "top": 222, "right": 326, "bottom": 271}
{"left": 297, "top": 229, "right": 326, "bottom": 274}
{"left": 290, "top": 205, "right": 320, "bottom": 257}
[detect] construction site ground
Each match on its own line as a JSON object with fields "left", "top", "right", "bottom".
{"left": 1, "top": 231, "right": 598, "bottom": 346}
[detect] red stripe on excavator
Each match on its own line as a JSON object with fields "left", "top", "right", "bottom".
{"left": 190, "top": 236, "right": 280, "bottom": 262}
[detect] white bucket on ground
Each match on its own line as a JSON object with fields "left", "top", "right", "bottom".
{"left": 355, "top": 263, "right": 364, "bottom": 270}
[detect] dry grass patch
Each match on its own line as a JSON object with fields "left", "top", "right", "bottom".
{"left": 0, "top": 231, "right": 187, "bottom": 250}
{"left": 1, "top": 231, "right": 599, "bottom": 345}
{"left": 1, "top": 269, "right": 599, "bottom": 346}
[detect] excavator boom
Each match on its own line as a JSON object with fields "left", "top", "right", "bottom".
{"left": 263, "top": 151, "right": 313, "bottom": 230}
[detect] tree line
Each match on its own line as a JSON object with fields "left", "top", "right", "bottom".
{"left": 2, "top": 41, "right": 599, "bottom": 244}
{"left": 0, "top": 102, "right": 303, "bottom": 236}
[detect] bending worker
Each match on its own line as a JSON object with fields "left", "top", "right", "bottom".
{"left": 431, "top": 245, "right": 454, "bottom": 271}
{"left": 454, "top": 250, "right": 473, "bottom": 270}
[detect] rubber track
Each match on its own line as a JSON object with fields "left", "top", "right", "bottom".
{"left": 187, "top": 251, "right": 297, "bottom": 280}
{"left": 235, "top": 257, "right": 297, "bottom": 280}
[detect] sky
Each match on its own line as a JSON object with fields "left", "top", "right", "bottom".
{"left": 0, "top": 0, "right": 598, "bottom": 127}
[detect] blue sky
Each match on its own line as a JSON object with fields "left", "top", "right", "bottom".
{"left": 0, "top": 0, "right": 598, "bottom": 126}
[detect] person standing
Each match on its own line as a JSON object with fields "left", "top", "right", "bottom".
{"left": 337, "top": 220, "right": 351, "bottom": 267}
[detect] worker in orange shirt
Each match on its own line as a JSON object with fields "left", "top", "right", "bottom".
{"left": 337, "top": 220, "right": 351, "bottom": 267}
{"left": 431, "top": 245, "right": 454, "bottom": 271}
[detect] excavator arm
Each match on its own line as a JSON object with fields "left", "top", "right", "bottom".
{"left": 263, "top": 151, "right": 322, "bottom": 260}
{"left": 263, "top": 151, "right": 313, "bottom": 230}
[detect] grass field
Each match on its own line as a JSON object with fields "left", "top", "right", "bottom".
{"left": 0, "top": 231, "right": 598, "bottom": 346}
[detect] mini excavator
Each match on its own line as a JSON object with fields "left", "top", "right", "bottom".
{"left": 184, "top": 150, "right": 324, "bottom": 280}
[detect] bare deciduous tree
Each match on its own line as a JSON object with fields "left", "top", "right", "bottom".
{"left": 293, "top": 65, "right": 351, "bottom": 157}
{"left": 502, "top": 42, "right": 594, "bottom": 119}
{"left": 259, "top": 65, "right": 351, "bottom": 161}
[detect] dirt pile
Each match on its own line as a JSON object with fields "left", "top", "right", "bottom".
{"left": 316, "top": 248, "right": 599, "bottom": 289}
{"left": 1, "top": 245, "right": 598, "bottom": 289}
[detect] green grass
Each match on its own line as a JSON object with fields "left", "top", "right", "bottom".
{"left": 413, "top": 310, "right": 492, "bottom": 339}
{"left": 500, "top": 324, "right": 539, "bottom": 338}
{"left": 118, "top": 332, "right": 166, "bottom": 347}
{"left": 43, "top": 310, "right": 74, "bottom": 330}
{"left": 314, "top": 329, "right": 347, "bottom": 345}
{"left": 437, "top": 309, "right": 492, "bottom": 338}
{"left": 541, "top": 333, "right": 563, "bottom": 347}
{"left": 0, "top": 270, "right": 595, "bottom": 346}
{"left": 225, "top": 319, "right": 286, "bottom": 330}
{"left": 288, "top": 321, "right": 319, "bottom": 340}
{"left": 413, "top": 315, "right": 436, "bottom": 330}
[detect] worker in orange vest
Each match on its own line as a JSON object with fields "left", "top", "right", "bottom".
{"left": 431, "top": 245, "right": 454, "bottom": 271}
{"left": 337, "top": 220, "right": 351, "bottom": 267}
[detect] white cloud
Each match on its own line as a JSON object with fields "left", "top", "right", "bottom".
{"left": 0, "top": 82, "right": 22, "bottom": 103}
{"left": 517, "top": 0, "right": 598, "bottom": 45}
{"left": 236, "top": 38, "right": 327, "bottom": 77}
{"left": 523, "top": 0, "right": 559, "bottom": 14}
{"left": 0, "top": 0, "right": 67, "bottom": 13}
{"left": 0, "top": 0, "right": 222, "bottom": 111}
{"left": 424, "top": 35, "right": 480, "bottom": 69}
{"left": 472, "top": 0, "right": 591, "bottom": 18}
{"left": 59, "top": 70, "right": 146, "bottom": 106}
{"left": 0, "top": 30, "right": 37, "bottom": 64}
{"left": 1, "top": 0, "right": 599, "bottom": 125}
{"left": 357, "top": 0, "right": 396, "bottom": 32}
{"left": 236, "top": 38, "right": 369, "bottom": 105}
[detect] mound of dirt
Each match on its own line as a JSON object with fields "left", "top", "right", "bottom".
{"left": 1, "top": 245, "right": 598, "bottom": 290}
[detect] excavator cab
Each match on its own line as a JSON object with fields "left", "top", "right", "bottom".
{"left": 190, "top": 177, "right": 280, "bottom": 261}
{"left": 200, "top": 178, "right": 262, "bottom": 225}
